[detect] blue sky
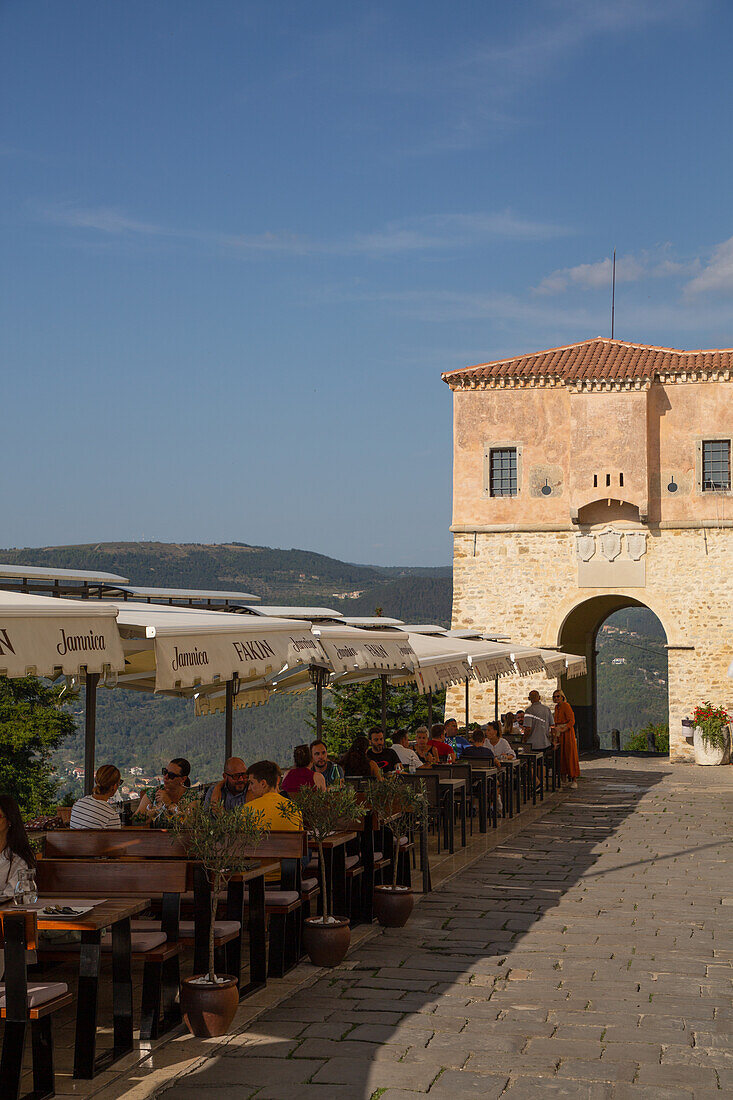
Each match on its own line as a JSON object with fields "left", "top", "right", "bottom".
{"left": 2, "top": 0, "right": 732, "bottom": 565}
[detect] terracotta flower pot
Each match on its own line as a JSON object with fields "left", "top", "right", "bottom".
{"left": 302, "top": 917, "right": 351, "bottom": 967}
{"left": 181, "top": 975, "right": 239, "bottom": 1037}
{"left": 374, "top": 885, "right": 414, "bottom": 927}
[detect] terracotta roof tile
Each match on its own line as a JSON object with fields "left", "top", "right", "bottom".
{"left": 442, "top": 338, "right": 733, "bottom": 387}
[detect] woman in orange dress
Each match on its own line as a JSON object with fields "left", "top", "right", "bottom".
{"left": 553, "top": 689, "right": 580, "bottom": 788}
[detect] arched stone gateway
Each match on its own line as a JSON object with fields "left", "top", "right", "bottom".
{"left": 554, "top": 594, "right": 668, "bottom": 750}
{"left": 442, "top": 338, "right": 733, "bottom": 762}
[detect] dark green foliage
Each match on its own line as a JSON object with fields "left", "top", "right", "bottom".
{"left": 624, "top": 723, "right": 670, "bottom": 753}
{"left": 0, "top": 677, "right": 76, "bottom": 814}
{"left": 365, "top": 775, "right": 427, "bottom": 887}
{"left": 321, "top": 680, "right": 446, "bottom": 758}
{"left": 332, "top": 577, "right": 452, "bottom": 626}
{"left": 280, "top": 786, "right": 366, "bottom": 918}
{"left": 596, "top": 608, "right": 668, "bottom": 737}
{"left": 55, "top": 687, "right": 319, "bottom": 793}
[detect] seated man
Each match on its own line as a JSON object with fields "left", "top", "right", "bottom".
{"left": 460, "top": 728, "right": 496, "bottom": 760}
{"left": 522, "top": 691, "right": 553, "bottom": 750}
{"left": 428, "top": 723, "right": 456, "bottom": 762}
{"left": 366, "top": 727, "right": 401, "bottom": 774}
{"left": 246, "top": 760, "right": 302, "bottom": 830}
{"left": 310, "top": 739, "right": 345, "bottom": 787}
{"left": 204, "top": 756, "right": 249, "bottom": 811}
{"left": 444, "top": 717, "right": 470, "bottom": 754}
{"left": 390, "top": 729, "right": 425, "bottom": 773}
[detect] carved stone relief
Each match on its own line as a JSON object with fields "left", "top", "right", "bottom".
{"left": 626, "top": 532, "right": 647, "bottom": 561}
{"left": 599, "top": 529, "right": 623, "bottom": 562}
{"left": 575, "top": 534, "right": 596, "bottom": 562}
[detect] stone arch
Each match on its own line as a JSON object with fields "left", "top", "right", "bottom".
{"left": 545, "top": 592, "right": 671, "bottom": 751}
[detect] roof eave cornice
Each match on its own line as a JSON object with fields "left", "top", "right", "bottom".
{"left": 443, "top": 369, "right": 731, "bottom": 392}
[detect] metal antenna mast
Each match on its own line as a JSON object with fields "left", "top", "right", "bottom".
{"left": 611, "top": 248, "right": 616, "bottom": 339}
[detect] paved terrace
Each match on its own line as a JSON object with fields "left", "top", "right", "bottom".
{"left": 102, "top": 759, "right": 732, "bottom": 1100}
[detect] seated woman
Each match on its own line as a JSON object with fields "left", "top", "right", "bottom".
{"left": 340, "top": 735, "right": 382, "bottom": 780}
{"left": 485, "top": 721, "right": 516, "bottom": 760}
{"left": 413, "top": 725, "right": 438, "bottom": 766}
{"left": 281, "top": 743, "right": 326, "bottom": 795}
{"left": 501, "top": 712, "right": 516, "bottom": 739}
{"left": 70, "top": 765, "right": 122, "bottom": 829}
{"left": 0, "top": 795, "right": 35, "bottom": 897}
{"left": 137, "top": 757, "right": 192, "bottom": 820}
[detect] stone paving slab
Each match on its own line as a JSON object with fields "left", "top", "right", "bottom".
{"left": 124, "top": 758, "right": 733, "bottom": 1098}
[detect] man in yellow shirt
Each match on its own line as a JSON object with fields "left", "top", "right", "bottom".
{"left": 246, "top": 760, "right": 302, "bottom": 828}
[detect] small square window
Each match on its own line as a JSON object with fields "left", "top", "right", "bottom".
{"left": 490, "top": 448, "right": 517, "bottom": 497}
{"left": 702, "top": 439, "right": 731, "bottom": 492}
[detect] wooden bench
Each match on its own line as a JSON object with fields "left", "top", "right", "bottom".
{"left": 35, "top": 858, "right": 186, "bottom": 1040}
{"left": 0, "top": 910, "right": 73, "bottom": 1100}
{"left": 42, "top": 829, "right": 309, "bottom": 979}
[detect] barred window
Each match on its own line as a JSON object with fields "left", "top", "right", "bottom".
{"left": 489, "top": 448, "right": 517, "bottom": 497}
{"left": 702, "top": 439, "right": 731, "bottom": 492}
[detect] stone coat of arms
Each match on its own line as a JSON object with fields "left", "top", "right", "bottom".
{"left": 599, "top": 529, "right": 622, "bottom": 562}
{"left": 626, "top": 532, "right": 647, "bottom": 561}
{"left": 575, "top": 534, "right": 596, "bottom": 562}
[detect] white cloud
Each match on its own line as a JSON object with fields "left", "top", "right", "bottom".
{"left": 535, "top": 249, "right": 686, "bottom": 294}
{"left": 685, "top": 236, "right": 733, "bottom": 295}
{"left": 38, "top": 204, "right": 567, "bottom": 257}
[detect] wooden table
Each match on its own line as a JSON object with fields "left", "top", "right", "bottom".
{"left": 499, "top": 757, "right": 523, "bottom": 818}
{"left": 194, "top": 860, "right": 280, "bottom": 998}
{"left": 516, "top": 749, "right": 545, "bottom": 806}
{"left": 27, "top": 895, "right": 147, "bottom": 1079}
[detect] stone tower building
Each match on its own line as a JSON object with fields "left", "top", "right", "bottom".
{"left": 442, "top": 338, "right": 733, "bottom": 762}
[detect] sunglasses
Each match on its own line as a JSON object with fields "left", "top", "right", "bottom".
{"left": 225, "top": 771, "right": 247, "bottom": 780}
{"left": 162, "top": 767, "right": 183, "bottom": 779}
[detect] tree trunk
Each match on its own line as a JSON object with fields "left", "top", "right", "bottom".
{"left": 391, "top": 826, "right": 400, "bottom": 889}
{"left": 318, "top": 840, "right": 329, "bottom": 920}
{"left": 208, "top": 871, "right": 219, "bottom": 981}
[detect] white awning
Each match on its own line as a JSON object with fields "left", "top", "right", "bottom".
{"left": 111, "top": 603, "right": 323, "bottom": 692}
{"left": 565, "top": 654, "right": 587, "bottom": 679}
{"left": 0, "top": 591, "right": 125, "bottom": 679}
{"left": 194, "top": 682, "right": 273, "bottom": 716}
{"left": 510, "top": 644, "right": 548, "bottom": 676}
{"left": 392, "top": 632, "right": 472, "bottom": 694}
{"left": 315, "top": 625, "right": 416, "bottom": 679}
{"left": 539, "top": 650, "right": 569, "bottom": 678}
{"left": 444, "top": 634, "right": 516, "bottom": 681}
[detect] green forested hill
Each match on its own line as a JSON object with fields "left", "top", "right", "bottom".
{"left": 596, "top": 607, "right": 668, "bottom": 744}
{"left": 0, "top": 542, "right": 450, "bottom": 606}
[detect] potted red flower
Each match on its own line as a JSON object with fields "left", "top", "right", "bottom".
{"left": 692, "top": 703, "right": 732, "bottom": 766}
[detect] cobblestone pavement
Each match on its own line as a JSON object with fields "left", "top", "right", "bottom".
{"left": 162, "top": 759, "right": 733, "bottom": 1099}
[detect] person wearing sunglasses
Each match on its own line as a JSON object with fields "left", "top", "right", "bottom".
{"left": 137, "top": 757, "right": 192, "bottom": 820}
{"left": 204, "top": 757, "right": 250, "bottom": 811}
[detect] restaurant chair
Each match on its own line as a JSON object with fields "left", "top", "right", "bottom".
{"left": 0, "top": 910, "right": 73, "bottom": 1100}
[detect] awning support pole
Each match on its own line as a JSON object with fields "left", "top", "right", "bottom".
{"left": 494, "top": 676, "right": 499, "bottom": 722}
{"left": 224, "top": 679, "right": 234, "bottom": 764}
{"left": 381, "top": 675, "right": 388, "bottom": 735}
{"left": 465, "top": 677, "right": 470, "bottom": 729}
{"left": 427, "top": 689, "right": 433, "bottom": 731}
{"left": 84, "top": 672, "right": 99, "bottom": 796}
{"left": 316, "top": 682, "right": 323, "bottom": 738}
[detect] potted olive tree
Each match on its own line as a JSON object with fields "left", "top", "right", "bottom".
{"left": 171, "top": 800, "right": 268, "bottom": 1036}
{"left": 366, "top": 775, "right": 426, "bottom": 927}
{"left": 282, "top": 785, "right": 365, "bottom": 967}
{"left": 692, "top": 702, "right": 732, "bottom": 766}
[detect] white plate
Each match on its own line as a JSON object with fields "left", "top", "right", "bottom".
{"left": 40, "top": 905, "right": 94, "bottom": 919}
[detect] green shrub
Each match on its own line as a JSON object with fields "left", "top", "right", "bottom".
{"left": 624, "top": 723, "right": 669, "bottom": 753}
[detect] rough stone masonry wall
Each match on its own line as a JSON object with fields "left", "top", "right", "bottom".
{"left": 445, "top": 527, "right": 733, "bottom": 763}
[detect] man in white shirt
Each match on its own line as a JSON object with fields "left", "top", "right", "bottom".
{"left": 522, "top": 691, "right": 553, "bottom": 750}
{"left": 391, "top": 730, "right": 426, "bottom": 773}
